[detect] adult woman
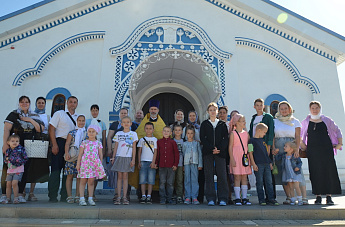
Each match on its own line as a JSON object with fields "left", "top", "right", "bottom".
{"left": 218, "top": 106, "right": 229, "bottom": 131}
{"left": 25, "top": 97, "right": 50, "bottom": 201}
{"left": 183, "top": 111, "right": 200, "bottom": 141}
{"left": 170, "top": 109, "right": 187, "bottom": 134}
{"left": 200, "top": 102, "right": 229, "bottom": 206}
{"left": 272, "top": 101, "right": 308, "bottom": 205}
{"left": 301, "top": 101, "right": 342, "bottom": 205}
{"left": 1, "top": 96, "right": 44, "bottom": 203}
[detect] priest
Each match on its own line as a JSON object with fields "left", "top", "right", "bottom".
{"left": 128, "top": 100, "right": 166, "bottom": 196}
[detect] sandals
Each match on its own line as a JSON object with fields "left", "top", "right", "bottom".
{"left": 123, "top": 197, "right": 129, "bottom": 205}
{"left": 13, "top": 198, "right": 20, "bottom": 204}
{"left": 283, "top": 197, "right": 291, "bottom": 205}
{"left": 28, "top": 193, "right": 38, "bottom": 202}
{"left": 66, "top": 197, "right": 74, "bottom": 204}
{"left": 302, "top": 198, "right": 309, "bottom": 205}
{"left": 114, "top": 197, "right": 121, "bottom": 205}
{"left": 74, "top": 196, "right": 80, "bottom": 203}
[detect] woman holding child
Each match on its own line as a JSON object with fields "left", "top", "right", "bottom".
{"left": 1, "top": 96, "right": 44, "bottom": 203}
{"left": 300, "top": 101, "right": 342, "bottom": 205}
{"left": 272, "top": 101, "right": 308, "bottom": 205}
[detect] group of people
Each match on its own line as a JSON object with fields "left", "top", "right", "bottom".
{"left": 1, "top": 95, "right": 342, "bottom": 207}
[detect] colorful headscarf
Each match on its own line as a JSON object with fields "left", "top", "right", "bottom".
{"left": 229, "top": 113, "right": 244, "bottom": 132}
{"left": 87, "top": 124, "right": 101, "bottom": 134}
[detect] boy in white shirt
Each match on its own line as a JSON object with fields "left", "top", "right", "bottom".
{"left": 137, "top": 122, "right": 157, "bottom": 204}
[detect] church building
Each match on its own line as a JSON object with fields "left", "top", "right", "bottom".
{"left": 1, "top": 0, "right": 345, "bottom": 183}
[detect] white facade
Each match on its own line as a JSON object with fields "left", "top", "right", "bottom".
{"left": 1, "top": 0, "right": 345, "bottom": 182}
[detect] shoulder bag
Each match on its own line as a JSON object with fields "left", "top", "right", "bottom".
{"left": 235, "top": 130, "right": 249, "bottom": 167}
{"left": 143, "top": 137, "right": 154, "bottom": 154}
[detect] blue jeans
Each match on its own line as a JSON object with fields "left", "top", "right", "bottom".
{"left": 184, "top": 164, "right": 199, "bottom": 199}
{"left": 254, "top": 163, "right": 274, "bottom": 202}
{"left": 159, "top": 167, "right": 175, "bottom": 202}
{"left": 139, "top": 161, "right": 156, "bottom": 185}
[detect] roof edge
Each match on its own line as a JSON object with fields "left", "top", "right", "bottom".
{"left": 262, "top": 0, "right": 345, "bottom": 42}
{"left": 0, "top": 0, "right": 56, "bottom": 22}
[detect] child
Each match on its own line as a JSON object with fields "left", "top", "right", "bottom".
{"left": 137, "top": 122, "right": 157, "bottom": 204}
{"left": 279, "top": 141, "right": 303, "bottom": 206}
{"left": 4, "top": 134, "right": 28, "bottom": 204}
{"left": 156, "top": 126, "right": 179, "bottom": 205}
{"left": 229, "top": 113, "right": 252, "bottom": 206}
{"left": 64, "top": 115, "right": 86, "bottom": 203}
{"left": 200, "top": 102, "right": 229, "bottom": 206}
{"left": 183, "top": 126, "right": 202, "bottom": 205}
{"left": 111, "top": 116, "right": 138, "bottom": 205}
{"left": 248, "top": 123, "right": 278, "bottom": 206}
{"left": 173, "top": 125, "right": 184, "bottom": 204}
{"left": 76, "top": 124, "right": 106, "bottom": 206}
{"left": 85, "top": 104, "right": 107, "bottom": 200}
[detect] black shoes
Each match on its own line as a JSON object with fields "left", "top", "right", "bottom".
{"left": 140, "top": 196, "right": 146, "bottom": 204}
{"left": 326, "top": 196, "right": 334, "bottom": 205}
{"left": 314, "top": 196, "right": 322, "bottom": 205}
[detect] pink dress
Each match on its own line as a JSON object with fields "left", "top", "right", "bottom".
{"left": 77, "top": 140, "right": 106, "bottom": 179}
{"left": 230, "top": 130, "right": 252, "bottom": 175}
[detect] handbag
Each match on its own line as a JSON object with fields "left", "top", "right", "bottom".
{"left": 299, "top": 148, "right": 307, "bottom": 158}
{"left": 65, "top": 146, "right": 79, "bottom": 162}
{"left": 272, "top": 155, "right": 278, "bottom": 175}
{"left": 24, "top": 125, "right": 49, "bottom": 158}
{"left": 64, "top": 130, "right": 86, "bottom": 162}
{"left": 235, "top": 130, "right": 249, "bottom": 167}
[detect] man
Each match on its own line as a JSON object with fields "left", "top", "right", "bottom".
{"left": 48, "top": 96, "right": 78, "bottom": 202}
{"left": 133, "top": 109, "right": 144, "bottom": 125}
{"left": 136, "top": 100, "right": 165, "bottom": 140}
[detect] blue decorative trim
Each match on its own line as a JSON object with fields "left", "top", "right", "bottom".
{"left": 265, "top": 94, "right": 287, "bottom": 105}
{"left": 0, "top": 0, "right": 123, "bottom": 49}
{"left": 205, "top": 0, "right": 337, "bottom": 63}
{"left": 12, "top": 31, "right": 105, "bottom": 86}
{"left": 46, "top": 87, "right": 71, "bottom": 100}
{"left": 1, "top": 0, "right": 340, "bottom": 63}
{"left": 236, "top": 37, "right": 320, "bottom": 94}
{"left": 109, "top": 16, "right": 232, "bottom": 60}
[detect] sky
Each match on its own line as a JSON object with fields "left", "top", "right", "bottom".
{"left": 1, "top": 0, "right": 345, "bottom": 106}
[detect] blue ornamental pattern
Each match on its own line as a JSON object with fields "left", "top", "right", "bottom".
{"left": 109, "top": 17, "right": 232, "bottom": 120}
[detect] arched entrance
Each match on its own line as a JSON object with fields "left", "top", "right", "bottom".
{"left": 129, "top": 50, "right": 221, "bottom": 121}
{"left": 142, "top": 93, "right": 194, "bottom": 125}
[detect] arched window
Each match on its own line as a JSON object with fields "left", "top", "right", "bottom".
{"left": 51, "top": 94, "right": 66, "bottom": 117}
{"left": 270, "top": 100, "right": 279, "bottom": 118}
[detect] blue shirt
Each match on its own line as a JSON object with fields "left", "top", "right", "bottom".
{"left": 249, "top": 138, "right": 272, "bottom": 164}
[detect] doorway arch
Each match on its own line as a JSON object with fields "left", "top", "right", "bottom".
{"left": 129, "top": 50, "right": 221, "bottom": 120}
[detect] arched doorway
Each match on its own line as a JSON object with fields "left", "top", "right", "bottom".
{"left": 142, "top": 93, "right": 194, "bottom": 125}
{"left": 129, "top": 50, "right": 221, "bottom": 121}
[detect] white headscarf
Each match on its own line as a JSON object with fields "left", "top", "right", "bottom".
{"left": 74, "top": 115, "right": 86, "bottom": 147}
{"left": 275, "top": 101, "right": 295, "bottom": 126}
